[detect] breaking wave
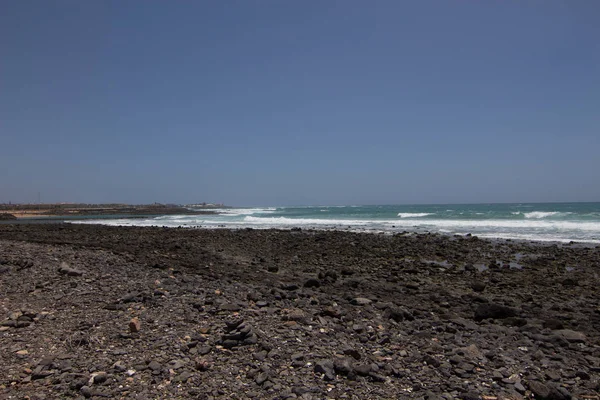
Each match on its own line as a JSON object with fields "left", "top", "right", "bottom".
{"left": 397, "top": 213, "right": 433, "bottom": 218}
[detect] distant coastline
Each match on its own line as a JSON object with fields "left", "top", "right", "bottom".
{"left": 0, "top": 203, "right": 224, "bottom": 219}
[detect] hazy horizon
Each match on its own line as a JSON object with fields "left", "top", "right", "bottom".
{"left": 3, "top": 200, "right": 600, "bottom": 208}
{"left": 2, "top": 1, "right": 599, "bottom": 206}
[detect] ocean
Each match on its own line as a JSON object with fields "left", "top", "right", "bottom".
{"left": 72, "top": 202, "right": 600, "bottom": 244}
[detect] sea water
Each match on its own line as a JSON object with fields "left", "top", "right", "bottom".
{"left": 71, "top": 203, "right": 600, "bottom": 244}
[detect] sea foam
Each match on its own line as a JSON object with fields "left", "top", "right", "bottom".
{"left": 523, "top": 211, "right": 572, "bottom": 219}
{"left": 397, "top": 213, "right": 432, "bottom": 218}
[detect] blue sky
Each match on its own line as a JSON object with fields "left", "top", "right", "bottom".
{"left": 1, "top": 1, "right": 599, "bottom": 206}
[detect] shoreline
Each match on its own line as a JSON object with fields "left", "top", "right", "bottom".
{"left": 17, "top": 216, "right": 600, "bottom": 247}
{"left": 0, "top": 224, "right": 599, "bottom": 398}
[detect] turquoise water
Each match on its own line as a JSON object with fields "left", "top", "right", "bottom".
{"left": 72, "top": 203, "right": 600, "bottom": 243}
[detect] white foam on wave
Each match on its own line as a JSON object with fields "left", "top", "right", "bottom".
{"left": 388, "top": 218, "right": 600, "bottom": 232}
{"left": 69, "top": 212, "right": 600, "bottom": 244}
{"left": 397, "top": 213, "right": 432, "bottom": 218}
{"left": 210, "top": 207, "right": 277, "bottom": 216}
{"left": 72, "top": 215, "right": 600, "bottom": 232}
{"left": 243, "top": 216, "right": 373, "bottom": 226}
{"left": 475, "top": 232, "right": 600, "bottom": 244}
{"left": 523, "top": 211, "right": 570, "bottom": 219}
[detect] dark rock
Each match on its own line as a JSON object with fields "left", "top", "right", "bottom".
{"left": 314, "top": 360, "right": 335, "bottom": 381}
{"left": 543, "top": 319, "right": 564, "bottom": 330}
{"left": 562, "top": 278, "right": 578, "bottom": 286}
{"left": 304, "top": 278, "right": 321, "bottom": 288}
{"left": 528, "top": 381, "right": 551, "bottom": 398}
{"left": 514, "top": 381, "right": 526, "bottom": 393}
{"left": 173, "top": 371, "right": 193, "bottom": 383}
{"left": 112, "top": 361, "right": 126, "bottom": 372}
{"left": 461, "top": 391, "right": 480, "bottom": 400}
{"left": 80, "top": 386, "right": 93, "bottom": 398}
{"left": 255, "top": 372, "right": 269, "bottom": 385}
{"left": 473, "top": 303, "right": 517, "bottom": 321}
{"left": 220, "top": 321, "right": 257, "bottom": 348}
{"left": 575, "top": 370, "right": 590, "bottom": 380}
{"left": 343, "top": 348, "right": 361, "bottom": 360}
{"left": 321, "top": 306, "right": 342, "bottom": 318}
{"left": 91, "top": 372, "right": 107, "bottom": 384}
{"left": 120, "top": 292, "right": 143, "bottom": 303}
{"left": 148, "top": 361, "right": 162, "bottom": 372}
{"left": 225, "top": 319, "right": 244, "bottom": 331}
{"left": 471, "top": 281, "right": 486, "bottom": 292}
{"left": 383, "top": 306, "right": 414, "bottom": 322}
{"left": 323, "top": 270, "right": 338, "bottom": 282}
{"left": 333, "top": 358, "right": 352, "bottom": 376}
{"left": 423, "top": 354, "right": 441, "bottom": 368}
{"left": 129, "top": 317, "right": 141, "bottom": 333}
{"left": 502, "top": 317, "right": 528, "bottom": 327}
{"left": 353, "top": 364, "right": 372, "bottom": 376}
{"left": 219, "top": 303, "right": 242, "bottom": 312}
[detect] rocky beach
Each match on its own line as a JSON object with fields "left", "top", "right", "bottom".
{"left": 0, "top": 224, "right": 599, "bottom": 399}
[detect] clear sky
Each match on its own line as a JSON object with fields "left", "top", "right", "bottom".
{"left": 1, "top": 1, "right": 599, "bottom": 206}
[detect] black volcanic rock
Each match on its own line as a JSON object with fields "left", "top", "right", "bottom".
{"left": 473, "top": 303, "right": 517, "bottom": 321}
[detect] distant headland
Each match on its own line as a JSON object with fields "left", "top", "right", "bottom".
{"left": 0, "top": 202, "right": 226, "bottom": 219}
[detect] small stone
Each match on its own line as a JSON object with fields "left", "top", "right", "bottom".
{"left": 575, "top": 370, "right": 591, "bottom": 380}
{"left": 195, "top": 358, "right": 210, "bottom": 371}
{"left": 16, "top": 350, "right": 28, "bottom": 355}
{"left": 112, "top": 361, "right": 127, "bottom": 372}
{"left": 514, "top": 381, "right": 526, "bottom": 394}
{"left": 148, "top": 361, "right": 162, "bottom": 371}
{"left": 219, "top": 303, "right": 242, "bottom": 312}
{"left": 129, "top": 317, "right": 141, "bottom": 333}
{"left": 423, "top": 354, "right": 441, "bottom": 368}
{"left": 321, "top": 306, "right": 342, "bottom": 318}
{"left": 343, "top": 348, "right": 361, "bottom": 360}
{"left": 173, "top": 371, "right": 193, "bottom": 382}
{"left": 304, "top": 278, "right": 321, "bottom": 288}
{"left": 58, "top": 262, "right": 83, "bottom": 277}
{"left": 351, "top": 298, "right": 372, "bottom": 306}
{"left": 314, "top": 360, "right": 335, "bottom": 381}
{"left": 167, "top": 359, "right": 185, "bottom": 370}
{"left": 333, "top": 358, "right": 352, "bottom": 376}
{"left": 471, "top": 281, "right": 486, "bottom": 292}
{"left": 554, "top": 329, "right": 587, "bottom": 343}
{"left": 353, "top": 364, "right": 372, "bottom": 376}
{"left": 91, "top": 372, "right": 107, "bottom": 384}
{"left": 528, "top": 381, "right": 551, "bottom": 398}
{"left": 383, "top": 306, "right": 414, "bottom": 322}
{"left": 473, "top": 303, "right": 517, "bottom": 321}
{"left": 199, "top": 326, "right": 211, "bottom": 334}
{"left": 543, "top": 319, "right": 564, "bottom": 330}
{"left": 255, "top": 372, "right": 269, "bottom": 385}
{"left": 80, "top": 385, "right": 92, "bottom": 398}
